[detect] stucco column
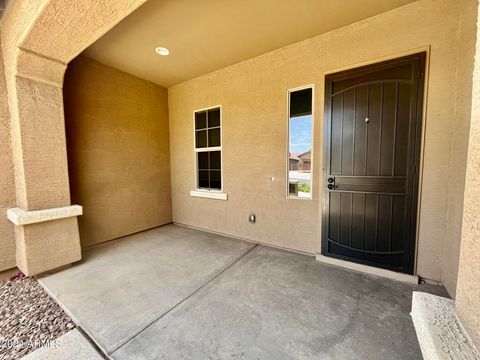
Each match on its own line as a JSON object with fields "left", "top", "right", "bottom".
{"left": 1, "top": 0, "right": 147, "bottom": 275}
{"left": 5, "top": 51, "right": 82, "bottom": 275}
{"left": 455, "top": 0, "right": 480, "bottom": 347}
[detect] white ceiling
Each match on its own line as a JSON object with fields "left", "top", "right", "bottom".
{"left": 83, "top": 0, "right": 417, "bottom": 88}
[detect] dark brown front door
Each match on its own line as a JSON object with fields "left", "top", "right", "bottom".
{"left": 322, "top": 53, "right": 425, "bottom": 274}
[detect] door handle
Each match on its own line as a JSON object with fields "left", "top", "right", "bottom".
{"left": 327, "top": 177, "right": 336, "bottom": 190}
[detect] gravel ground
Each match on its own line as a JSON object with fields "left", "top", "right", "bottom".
{"left": 0, "top": 273, "right": 76, "bottom": 360}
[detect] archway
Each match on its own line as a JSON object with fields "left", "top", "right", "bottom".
{"left": 3, "top": 0, "right": 147, "bottom": 275}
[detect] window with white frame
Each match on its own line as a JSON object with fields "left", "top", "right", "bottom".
{"left": 287, "top": 86, "right": 313, "bottom": 199}
{"left": 194, "top": 107, "right": 222, "bottom": 190}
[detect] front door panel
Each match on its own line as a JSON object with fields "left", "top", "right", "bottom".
{"left": 323, "top": 53, "right": 425, "bottom": 274}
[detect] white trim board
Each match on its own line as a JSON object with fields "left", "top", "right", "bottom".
{"left": 7, "top": 205, "right": 83, "bottom": 225}
{"left": 316, "top": 254, "right": 419, "bottom": 284}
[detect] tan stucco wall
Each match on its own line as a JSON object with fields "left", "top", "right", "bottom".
{"left": 456, "top": 0, "right": 480, "bottom": 347}
{"left": 0, "top": 34, "right": 16, "bottom": 272}
{"left": 169, "top": 0, "right": 477, "bottom": 293}
{"left": 441, "top": 0, "right": 478, "bottom": 296}
{"left": 64, "top": 56, "right": 172, "bottom": 247}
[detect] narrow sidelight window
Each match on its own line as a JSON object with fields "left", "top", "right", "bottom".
{"left": 194, "top": 107, "right": 222, "bottom": 190}
{"left": 287, "top": 86, "right": 313, "bottom": 199}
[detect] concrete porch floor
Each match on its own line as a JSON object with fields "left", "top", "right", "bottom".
{"left": 38, "top": 224, "right": 447, "bottom": 359}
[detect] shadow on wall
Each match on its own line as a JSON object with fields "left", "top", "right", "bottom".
{"left": 63, "top": 56, "right": 172, "bottom": 248}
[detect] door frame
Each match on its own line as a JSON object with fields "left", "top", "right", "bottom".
{"left": 320, "top": 48, "right": 430, "bottom": 275}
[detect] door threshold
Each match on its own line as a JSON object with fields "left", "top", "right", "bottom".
{"left": 316, "top": 254, "right": 419, "bottom": 285}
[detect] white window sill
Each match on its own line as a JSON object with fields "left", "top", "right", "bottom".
{"left": 190, "top": 190, "right": 228, "bottom": 200}
{"left": 287, "top": 196, "right": 313, "bottom": 201}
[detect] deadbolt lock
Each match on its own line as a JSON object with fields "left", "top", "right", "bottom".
{"left": 327, "top": 177, "right": 336, "bottom": 190}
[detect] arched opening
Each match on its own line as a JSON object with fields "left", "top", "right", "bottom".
{"left": 2, "top": 0, "right": 147, "bottom": 275}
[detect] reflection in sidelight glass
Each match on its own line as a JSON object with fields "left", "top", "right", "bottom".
{"left": 288, "top": 87, "right": 313, "bottom": 199}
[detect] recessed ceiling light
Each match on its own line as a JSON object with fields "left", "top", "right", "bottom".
{"left": 155, "top": 47, "right": 170, "bottom": 56}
